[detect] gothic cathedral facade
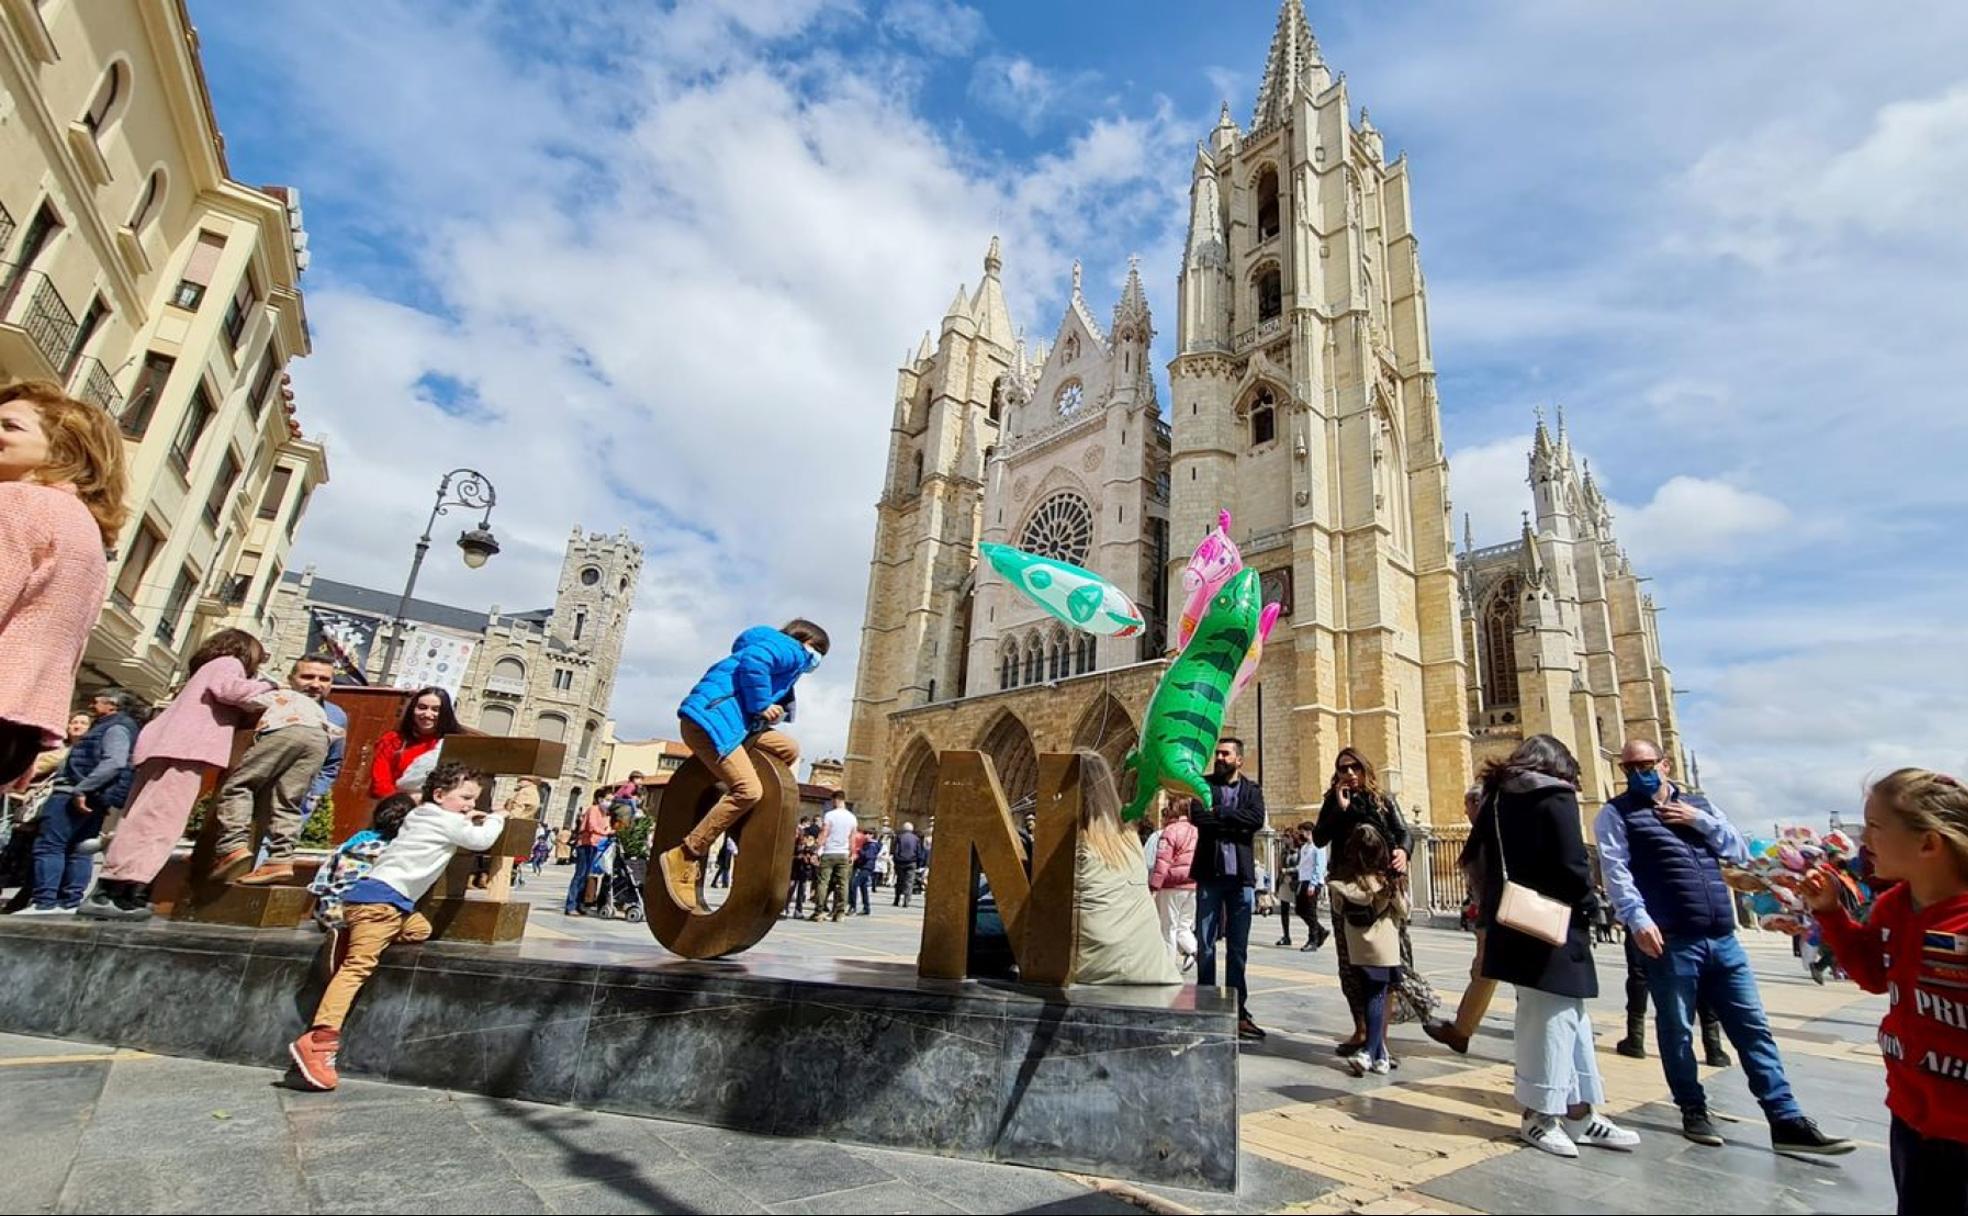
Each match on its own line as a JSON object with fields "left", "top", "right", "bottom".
{"left": 846, "top": 0, "right": 1472, "bottom": 831}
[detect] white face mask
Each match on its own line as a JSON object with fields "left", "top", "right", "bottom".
{"left": 803, "top": 644, "right": 824, "bottom": 671}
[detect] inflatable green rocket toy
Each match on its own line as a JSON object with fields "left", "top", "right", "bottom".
{"left": 1122, "top": 567, "right": 1262, "bottom": 821}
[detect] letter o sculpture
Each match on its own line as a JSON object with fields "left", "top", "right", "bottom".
{"left": 644, "top": 741, "right": 799, "bottom": 959}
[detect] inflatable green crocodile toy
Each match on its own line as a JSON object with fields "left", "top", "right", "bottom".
{"left": 1122, "top": 567, "right": 1262, "bottom": 821}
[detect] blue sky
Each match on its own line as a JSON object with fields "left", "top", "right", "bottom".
{"left": 189, "top": 0, "right": 1968, "bottom": 821}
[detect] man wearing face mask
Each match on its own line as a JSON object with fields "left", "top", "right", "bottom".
{"left": 1196, "top": 738, "right": 1267, "bottom": 1042}
{"left": 1595, "top": 738, "right": 1852, "bottom": 1158}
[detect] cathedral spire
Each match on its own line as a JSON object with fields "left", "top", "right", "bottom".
{"left": 941, "top": 282, "right": 976, "bottom": 337}
{"left": 915, "top": 330, "right": 933, "bottom": 364}
{"left": 1463, "top": 511, "right": 1474, "bottom": 554}
{"left": 1251, "top": 0, "right": 1324, "bottom": 130}
{"left": 970, "top": 236, "right": 1016, "bottom": 348}
{"left": 1114, "top": 254, "right": 1151, "bottom": 327}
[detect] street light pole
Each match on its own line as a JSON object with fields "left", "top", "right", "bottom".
{"left": 378, "top": 467, "right": 500, "bottom": 685}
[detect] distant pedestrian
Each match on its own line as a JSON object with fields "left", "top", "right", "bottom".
{"left": 789, "top": 817, "right": 817, "bottom": 915}
{"left": 0, "top": 381, "right": 125, "bottom": 789}
{"left": 1428, "top": 786, "right": 1495, "bottom": 1054}
{"left": 1149, "top": 796, "right": 1198, "bottom": 972}
{"left": 20, "top": 691, "right": 139, "bottom": 915}
{"left": 1197, "top": 738, "right": 1266, "bottom": 1042}
{"left": 851, "top": 828, "right": 879, "bottom": 915}
{"left": 810, "top": 792, "right": 856, "bottom": 921}
{"left": 1293, "top": 822, "right": 1329, "bottom": 951}
{"left": 712, "top": 834, "right": 736, "bottom": 888}
{"left": 1274, "top": 831, "right": 1299, "bottom": 947}
{"left": 892, "top": 821, "right": 924, "bottom": 906}
{"left": 564, "top": 794, "right": 614, "bottom": 915}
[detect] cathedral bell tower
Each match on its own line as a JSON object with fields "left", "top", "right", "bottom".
{"left": 1165, "top": 0, "right": 1470, "bottom": 826}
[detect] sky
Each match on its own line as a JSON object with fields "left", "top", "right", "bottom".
{"left": 189, "top": 0, "right": 1968, "bottom": 826}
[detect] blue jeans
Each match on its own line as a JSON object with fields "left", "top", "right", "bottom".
{"left": 564, "top": 844, "right": 596, "bottom": 912}
{"left": 31, "top": 792, "right": 103, "bottom": 909}
{"left": 1195, "top": 878, "right": 1253, "bottom": 1017}
{"left": 850, "top": 866, "right": 873, "bottom": 914}
{"left": 1645, "top": 933, "right": 1803, "bottom": 1121}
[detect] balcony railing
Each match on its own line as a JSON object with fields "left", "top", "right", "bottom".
{"left": 1232, "top": 315, "right": 1284, "bottom": 353}
{"left": 217, "top": 573, "right": 252, "bottom": 607}
{"left": 69, "top": 356, "right": 123, "bottom": 417}
{"left": 0, "top": 263, "right": 78, "bottom": 373}
{"left": 0, "top": 204, "right": 14, "bottom": 255}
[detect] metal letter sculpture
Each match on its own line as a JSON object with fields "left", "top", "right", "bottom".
{"left": 644, "top": 740, "right": 800, "bottom": 959}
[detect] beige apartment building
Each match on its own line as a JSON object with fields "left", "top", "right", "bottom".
{"left": 1, "top": 0, "right": 326, "bottom": 703}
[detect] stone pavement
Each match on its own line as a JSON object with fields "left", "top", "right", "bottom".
{"left": 4, "top": 867, "right": 1899, "bottom": 1214}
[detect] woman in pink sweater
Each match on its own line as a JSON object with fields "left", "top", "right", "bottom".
{"left": 0, "top": 381, "right": 126, "bottom": 788}
{"left": 1150, "top": 796, "right": 1201, "bottom": 971}
{"left": 80, "top": 629, "right": 274, "bottom": 920}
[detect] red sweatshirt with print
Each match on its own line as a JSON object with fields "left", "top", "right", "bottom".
{"left": 1816, "top": 883, "right": 1968, "bottom": 1144}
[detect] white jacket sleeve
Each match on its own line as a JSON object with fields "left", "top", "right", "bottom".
{"left": 436, "top": 812, "right": 507, "bottom": 853}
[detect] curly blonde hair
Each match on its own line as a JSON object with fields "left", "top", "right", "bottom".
{"left": 1870, "top": 768, "right": 1968, "bottom": 875}
{"left": 1, "top": 380, "right": 128, "bottom": 544}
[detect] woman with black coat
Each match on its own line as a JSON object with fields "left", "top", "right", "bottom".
{"left": 1463, "top": 734, "right": 1639, "bottom": 1159}
{"left": 1314, "top": 747, "right": 1439, "bottom": 1054}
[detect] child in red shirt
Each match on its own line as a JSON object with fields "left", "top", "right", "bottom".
{"left": 1804, "top": 768, "right": 1968, "bottom": 1216}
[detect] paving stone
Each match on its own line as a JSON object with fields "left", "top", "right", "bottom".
{"left": 765, "top": 1179, "right": 967, "bottom": 1214}
{"left": 536, "top": 1167, "right": 768, "bottom": 1215}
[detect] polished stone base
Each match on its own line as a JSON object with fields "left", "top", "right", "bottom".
{"left": 0, "top": 917, "right": 1238, "bottom": 1191}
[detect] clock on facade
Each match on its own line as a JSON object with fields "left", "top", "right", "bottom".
{"left": 1259, "top": 566, "right": 1295, "bottom": 617}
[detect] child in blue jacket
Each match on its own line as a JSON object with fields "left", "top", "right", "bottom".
{"left": 657, "top": 619, "right": 828, "bottom": 907}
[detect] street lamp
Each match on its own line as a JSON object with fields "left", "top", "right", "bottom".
{"left": 379, "top": 468, "right": 499, "bottom": 684}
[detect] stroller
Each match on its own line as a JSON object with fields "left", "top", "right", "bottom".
{"left": 601, "top": 852, "right": 645, "bottom": 922}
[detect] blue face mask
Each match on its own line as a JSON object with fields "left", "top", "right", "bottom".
{"left": 1627, "top": 769, "right": 1662, "bottom": 798}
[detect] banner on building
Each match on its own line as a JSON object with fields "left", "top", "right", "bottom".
{"left": 394, "top": 628, "right": 477, "bottom": 698}
{"left": 306, "top": 608, "right": 378, "bottom": 684}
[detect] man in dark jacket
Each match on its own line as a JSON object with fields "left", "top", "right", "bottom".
{"left": 1197, "top": 738, "right": 1266, "bottom": 1041}
{"left": 1596, "top": 738, "right": 1851, "bottom": 1157}
{"left": 892, "top": 822, "right": 924, "bottom": 907}
{"left": 25, "top": 691, "right": 139, "bottom": 914}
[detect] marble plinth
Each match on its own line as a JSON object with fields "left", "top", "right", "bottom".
{"left": 0, "top": 917, "right": 1238, "bottom": 1191}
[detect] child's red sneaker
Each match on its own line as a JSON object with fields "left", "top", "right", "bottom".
{"left": 288, "top": 1027, "right": 340, "bottom": 1091}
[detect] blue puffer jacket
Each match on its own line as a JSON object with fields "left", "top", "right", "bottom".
{"left": 679, "top": 627, "right": 814, "bottom": 758}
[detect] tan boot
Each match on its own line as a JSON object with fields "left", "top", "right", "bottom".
{"left": 237, "top": 863, "right": 296, "bottom": 886}
{"left": 210, "top": 847, "right": 252, "bottom": 879}
{"left": 657, "top": 846, "right": 702, "bottom": 909}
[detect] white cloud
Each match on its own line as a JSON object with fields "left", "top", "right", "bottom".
{"left": 1610, "top": 476, "right": 1790, "bottom": 566}
{"left": 969, "top": 54, "right": 1066, "bottom": 134}
{"left": 1679, "top": 82, "right": 1968, "bottom": 266}
{"left": 1447, "top": 434, "right": 1529, "bottom": 549}
{"left": 879, "top": 0, "right": 986, "bottom": 57}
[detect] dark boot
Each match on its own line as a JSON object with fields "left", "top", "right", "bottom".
{"left": 78, "top": 879, "right": 152, "bottom": 922}
{"left": 1701, "top": 1016, "right": 1732, "bottom": 1068}
{"left": 1615, "top": 1012, "right": 1647, "bottom": 1059}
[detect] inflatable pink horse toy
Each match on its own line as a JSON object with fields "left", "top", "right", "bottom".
{"left": 1176, "top": 510, "right": 1281, "bottom": 702}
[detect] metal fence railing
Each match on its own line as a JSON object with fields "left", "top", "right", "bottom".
{"left": 1422, "top": 823, "right": 1472, "bottom": 914}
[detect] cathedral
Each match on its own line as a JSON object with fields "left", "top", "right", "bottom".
{"left": 1458, "top": 410, "right": 1687, "bottom": 808}
{"left": 846, "top": 1, "right": 1687, "bottom": 836}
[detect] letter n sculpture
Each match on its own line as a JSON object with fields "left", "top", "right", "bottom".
{"left": 918, "top": 751, "right": 1082, "bottom": 986}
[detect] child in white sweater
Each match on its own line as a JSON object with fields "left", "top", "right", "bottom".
{"left": 288, "top": 761, "right": 503, "bottom": 1091}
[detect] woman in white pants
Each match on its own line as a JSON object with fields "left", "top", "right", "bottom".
{"left": 1149, "top": 797, "right": 1200, "bottom": 972}
{"left": 1464, "top": 734, "right": 1640, "bottom": 1158}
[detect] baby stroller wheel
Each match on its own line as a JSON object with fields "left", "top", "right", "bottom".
{"left": 625, "top": 905, "right": 645, "bottom": 923}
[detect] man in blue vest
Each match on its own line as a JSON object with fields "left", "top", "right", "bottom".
{"left": 1596, "top": 738, "right": 1851, "bottom": 1157}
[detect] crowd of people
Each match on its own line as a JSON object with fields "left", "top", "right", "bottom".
{"left": 1, "top": 374, "right": 1961, "bottom": 1212}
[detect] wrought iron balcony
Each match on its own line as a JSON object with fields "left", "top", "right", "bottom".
{"left": 0, "top": 262, "right": 78, "bottom": 378}
{"left": 69, "top": 356, "right": 123, "bottom": 416}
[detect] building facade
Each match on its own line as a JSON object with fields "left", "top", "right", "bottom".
{"left": 1459, "top": 411, "right": 1686, "bottom": 808}
{"left": 262, "top": 528, "right": 643, "bottom": 823}
{"left": 846, "top": 0, "right": 1472, "bottom": 831}
{"left": 2, "top": 0, "right": 327, "bottom": 703}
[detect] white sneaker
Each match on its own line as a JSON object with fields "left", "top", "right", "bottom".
{"left": 1520, "top": 1113, "right": 1580, "bottom": 1158}
{"left": 1367, "top": 1057, "right": 1391, "bottom": 1075}
{"left": 14, "top": 905, "right": 75, "bottom": 917}
{"left": 1347, "top": 1052, "right": 1370, "bottom": 1077}
{"left": 1564, "top": 1111, "right": 1640, "bottom": 1151}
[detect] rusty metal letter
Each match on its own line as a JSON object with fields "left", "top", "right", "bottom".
{"left": 645, "top": 742, "right": 799, "bottom": 959}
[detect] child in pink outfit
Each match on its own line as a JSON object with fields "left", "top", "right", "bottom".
{"left": 80, "top": 628, "right": 274, "bottom": 920}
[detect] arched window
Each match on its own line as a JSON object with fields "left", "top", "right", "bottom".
{"left": 492, "top": 656, "right": 525, "bottom": 683}
{"left": 82, "top": 62, "right": 130, "bottom": 138}
{"left": 1024, "top": 635, "right": 1042, "bottom": 685}
{"left": 1062, "top": 333, "right": 1079, "bottom": 363}
{"left": 1074, "top": 633, "right": 1096, "bottom": 675}
{"left": 128, "top": 169, "right": 165, "bottom": 233}
{"left": 478, "top": 703, "right": 515, "bottom": 736}
{"left": 999, "top": 644, "right": 1018, "bottom": 691}
{"left": 537, "top": 712, "right": 568, "bottom": 744}
{"left": 912, "top": 449, "right": 924, "bottom": 490}
{"left": 1249, "top": 386, "right": 1278, "bottom": 447}
{"left": 989, "top": 376, "right": 1005, "bottom": 424}
{"left": 581, "top": 720, "right": 599, "bottom": 759}
{"left": 1483, "top": 578, "right": 1522, "bottom": 706}
{"left": 1256, "top": 264, "right": 1282, "bottom": 322}
{"left": 1019, "top": 491, "right": 1094, "bottom": 566}
{"left": 1048, "top": 628, "right": 1068, "bottom": 680}
{"left": 1256, "top": 165, "right": 1280, "bottom": 241}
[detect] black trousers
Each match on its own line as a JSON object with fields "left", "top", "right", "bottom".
{"left": 1891, "top": 1117, "right": 1967, "bottom": 1216}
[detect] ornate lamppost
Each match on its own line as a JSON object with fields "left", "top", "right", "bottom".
{"left": 378, "top": 468, "right": 500, "bottom": 684}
